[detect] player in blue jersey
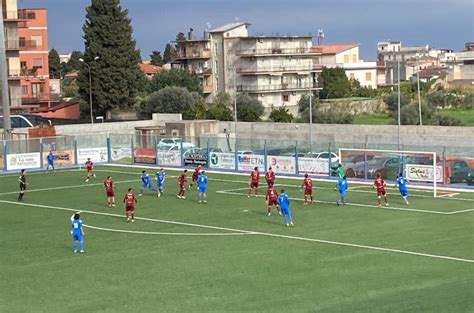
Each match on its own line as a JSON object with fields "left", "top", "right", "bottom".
{"left": 70, "top": 213, "right": 85, "bottom": 254}
{"left": 337, "top": 176, "right": 348, "bottom": 206}
{"left": 46, "top": 151, "right": 55, "bottom": 172}
{"left": 197, "top": 170, "right": 208, "bottom": 203}
{"left": 139, "top": 170, "right": 155, "bottom": 196}
{"left": 277, "top": 189, "right": 294, "bottom": 227}
{"left": 395, "top": 173, "right": 410, "bottom": 205}
{"left": 156, "top": 168, "right": 166, "bottom": 197}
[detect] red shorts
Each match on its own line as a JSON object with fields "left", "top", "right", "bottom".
{"left": 267, "top": 181, "right": 274, "bottom": 187}
{"left": 377, "top": 189, "right": 386, "bottom": 196}
{"left": 87, "top": 168, "right": 93, "bottom": 173}
{"left": 268, "top": 199, "right": 278, "bottom": 206}
{"left": 125, "top": 205, "right": 134, "bottom": 212}
{"left": 106, "top": 191, "right": 115, "bottom": 197}
{"left": 179, "top": 184, "right": 185, "bottom": 190}
{"left": 304, "top": 189, "right": 312, "bottom": 196}
{"left": 192, "top": 176, "right": 198, "bottom": 182}
{"left": 250, "top": 182, "right": 259, "bottom": 188}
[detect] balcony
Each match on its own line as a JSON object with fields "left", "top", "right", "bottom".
{"left": 236, "top": 64, "right": 323, "bottom": 74}
{"left": 236, "top": 48, "right": 320, "bottom": 57}
{"left": 21, "top": 94, "right": 50, "bottom": 105}
{"left": 172, "top": 50, "right": 211, "bottom": 60}
{"left": 237, "top": 82, "right": 320, "bottom": 93}
{"left": 3, "top": 10, "right": 19, "bottom": 21}
{"left": 5, "top": 39, "right": 20, "bottom": 50}
{"left": 190, "top": 67, "right": 212, "bottom": 76}
{"left": 19, "top": 40, "right": 42, "bottom": 51}
{"left": 7, "top": 68, "right": 21, "bottom": 80}
{"left": 202, "top": 85, "right": 213, "bottom": 94}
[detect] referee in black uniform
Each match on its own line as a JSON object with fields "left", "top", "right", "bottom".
{"left": 18, "top": 169, "right": 27, "bottom": 202}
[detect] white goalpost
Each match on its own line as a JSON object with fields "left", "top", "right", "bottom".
{"left": 338, "top": 148, "right": 441, "bottom": 198}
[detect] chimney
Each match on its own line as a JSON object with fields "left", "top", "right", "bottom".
{"left": 203, "top": 31, "right": 209, "bottom": 40}
{"left": 188, "top": 28, "right": 193, "bottom": 40}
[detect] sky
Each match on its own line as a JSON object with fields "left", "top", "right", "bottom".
{"left": 20, "top": 0, "right": 474, "bottom": 60}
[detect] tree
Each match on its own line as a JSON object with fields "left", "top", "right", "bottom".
{"left": 383, "top": 92, "right": 411, "bottom": 116}
{"left": 188, "top": 92, "right": 208, "bottom": 119}
{"left": 314, "top": 110, "right": 353, "bottom": 124}
{"left": 62, "top": 51, "right": 83, "bottom": 74}
{"left": 319, "top": 67, "right": 351, "bottom": 99}
{"left": 399, "top": 103, "right": 436, "bottom": 125}
{"left": 149, "top": 50, "right": 163, "bottom": 66}
{"left": 77, "top": 0, "right": 145, "bottom": 117}
{"left": 148, "top": 69, "right": 201, "bottom": 93}
{"left": 207, "top": 92, "right": 234, "bottom": 121}
{"left": 297, "top": 94, "right": 319, "bottom": 122}
{"left": 49, "top": 48, "right": 61, "bottom": 79}
{"left": 141, "top": 86, "right": 193, "bottom": 118}
{"left": 163, "top": 43, "right": 174, "bottom": 64}
{"left": 269, "top": 106, "right": 294, "bottom": 123}
{"left": 176, "top": 32, "right": 186, "bottom": 43}
{"left": 236, "top": 94, "right": 265, "bottom": 122}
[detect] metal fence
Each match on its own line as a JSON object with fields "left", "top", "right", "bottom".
{"left": 0, "top": 132, "right": 473, "bottom": 188}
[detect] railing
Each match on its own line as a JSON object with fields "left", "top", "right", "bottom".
{"left": 7, "top": 68, "right": 21, "bottom": 78}
{"left": 237, "top": 82, "right": 320, "bottom": 93}
{"left": 20, "top": 40, "right": 41, "bottom": 51}
{"left": 236, "top": 47, "right": 319, "bottom": 56}
{"left": 191, "top": 67, "right": 212, "bottom": 75}
{"left": 172, "top": 50, "right": 211, "bottom": 60}
{"left": 22, "top": 94, "right": 50, "bottom": 104}
{"left": 237, "top": 64, "right": 323, "bottom": 74}
{"left": 3, "top": 10, "right": 19, "bottom": 20}
{"left": 5, "top": 39, "right": 19, "bottom": 50}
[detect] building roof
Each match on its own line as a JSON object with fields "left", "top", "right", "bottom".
{"left": 30, "top": 101, "right": 79, "bottom": 113}
{"left": 64, "top": 71, "right": 79, "bottom": 79}
{"left": 417, "top": 68, "right": 447, "bottom": 79}
{"left": 209, "top": 22, "right": 250, "bottom": 33}
{"left": 243, "top": 35, "right": 312, "bottom": 40}
{"left": 139, "top": 63, "right": 162, "bottom": 75}
{"left": 311, "top": 44, "right": 358, "bottom": 54}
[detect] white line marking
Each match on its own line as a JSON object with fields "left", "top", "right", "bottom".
{"left": 1, "top": 200, "right": 473, "bottom": 264}
{"left": 83, "top": 224, "right": 254, "bottom": 236}
{"left": 216, "top": 189, "right": 452, "bottom": 215}
{"left": 0, "top": 168, "right": 82, "bottom": 178}
{"left": 446, "top": 208, "right": 474, "bottom": 215}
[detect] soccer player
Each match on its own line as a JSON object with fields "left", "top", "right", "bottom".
{"left": 334, "top": 163, "right": 344, "bottom": 190}
{"left": 139, "top": 170, "right": 155, "bottom": 196}
{"left": 277, "top": 189, "right": 294, "bottom": 227}
{"left": 374, "top": 173, "right": 389, "bottom": 207}
{"left": 18, "top": 169, "right": 27, "bottom": 202}
{"left": 156, "top": 168, "right": 166, "bottom": 197}
{"left": 265, "top": 167, "right": 275, "bottom": 187}
{"left": 247, "top": 167, "right": 260, "bottom": 198}
{"left": 123, "top": 188, "right": 137, "bottom": 222}
{"left": 189, "top": 165, "right": 201, "bottom": 190}
{"left": 197, "top": 170, "right": 208, "bottom": 203}
{"left": 177, "top": 169, "right": 188, "bottom": 199}
{"left": 46, "top": 151, "right": 55, "bottom": 172}
{"left": 301, "top": 173, "right": 313, "bottom": 205}
{"left": 84, "top": 158, "right": 95, "bottom": 182}
{"left": 265, "top": 186, "right": 281, "bottom": 216}
{"left": 70, "top": 212, "right": 85, "bottom": 253}
{"left": 104, "top": 176, "right": 115, "bottom": 207}
{"left": 395, "top": 172, "right": 410, "bottom": 205}
{"left": 337, "top": 176, "right": 348, "bottom": 206}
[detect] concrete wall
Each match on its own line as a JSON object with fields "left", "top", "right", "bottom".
{"left": 55, "top": 120, "right": 158, "bottom": 136}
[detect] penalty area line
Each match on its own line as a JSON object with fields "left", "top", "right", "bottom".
{"left": 0, "top": 200, "right": 473, "bottom": 264}
{"left": 83, "top": 224, "right": 254, "bottom": 236}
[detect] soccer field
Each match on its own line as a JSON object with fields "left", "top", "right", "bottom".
{"left": 1, "top": 165, "right": 473, "bottom": 313}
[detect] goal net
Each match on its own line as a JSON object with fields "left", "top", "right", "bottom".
{"left": 338, "top": 148, "right": 447, "bottom": 198}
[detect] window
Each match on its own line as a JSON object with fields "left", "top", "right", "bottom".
{"left": 365, "top": 72, "right": 372, "bottom": 81}
{"left": 349, "top": 73, "right": 355, "bottom": 80}
{"left": 215, "top": 77, "right": 219, "bottom": 92}
{"left": 32, "top": 58, "right": 43, "bottom": 68}
{"left": 352, "top": 54, "right": 357, "bottom": 63}
{"left": 27, "top": 12, "right": 36, "bottom": 19}
{"left": 282, "top": 94, "right": 289, "bottom": 102}
{"left": 31, "top": 35, "right": 42, "bottom": 47}
{"left": 21, "top": 85, "right": 28, "bottom": 95}
{"left": 19, "top": 37, "right": 26, "bottom": 48}
{"left": 32, "top": 83, "right": 44, "bottom": 95}
{"left": 343, "top": 54, "right": 349, "bottom": 63}
{"left": 214, "top": 43, "right": 218, "bottom": 57}
{"left": 20, "top": 61, "right": 27, "bottom": 69}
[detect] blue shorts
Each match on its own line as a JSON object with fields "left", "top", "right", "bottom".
{"left": 73, "top": 234, "right": 83, "bottom": 241}
{"left": 198, "top": 186, "right": 206, "bottom": 193}
{"left": 157, "top": 182, "right": 164, "bottom": 189}
{"left": 281, "top": 207, "right": 290, "bottom": 214}
{"left": 48, "top": 161, "right": 54, "bottom": 166}
{"left": 399, "top": 189, "right": 408, "bottom": 197}
{"left": 339, "top": 191, "right": 346, "bottom": 197}
{"left": 142, "top": 183, "right": 152, "bottom": 188}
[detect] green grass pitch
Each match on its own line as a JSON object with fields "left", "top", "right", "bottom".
{"left": 1, "top": 165, "right": 473, "bottom": 313}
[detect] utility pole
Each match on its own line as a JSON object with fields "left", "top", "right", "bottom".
{"left": 79, "top": 56, "right": 99, "bottom": 124}
{"left": 0, "top": 8, "right": 12, "bottom": 139}
{"left": 309, "top": 83, "right": 313, "bottom": 155}
{"left": 233, "top": 66, "right": 237, "bottom": 137}
{"left": 397, "top": 60, "right": 401, "bottom": 150}
{"left": 416, "top": 59, "right": 422, "bottom": 126}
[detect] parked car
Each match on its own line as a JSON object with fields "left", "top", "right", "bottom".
{"left": 157, "top": 138, "right": 194, "bottom": 150}
{"left": 238, "top": 150, "right": 254, "bottom": 155}
{"left": 0, "top": 114, "right": 46, "bottom": 128}
{"left": 345, "top": 156, "right": 400, "bottom": 179}
{"left": 306, "top": 152, "right": 339, "bottom": 164}
{"left": 343, "top": 153, "right": 375, "bottom": 164}
{"left": 444, "top": 158, "right": 474, "bottom": 184}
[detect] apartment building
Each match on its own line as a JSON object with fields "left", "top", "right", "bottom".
{"left": 314, "top": 44, "right": 385, "bottom": 89}
{"left": 2, "top": 0, "right": 21, "bottom": 109}
{"left": 172, "top": 22, "right": 322, "bottom": 112}
{"left": 18, "top": 8, "right": 50, "bottom": 111}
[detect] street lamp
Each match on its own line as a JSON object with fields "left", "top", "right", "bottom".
{"left": 79, "top": 56, "right": 99, "bottom": 124}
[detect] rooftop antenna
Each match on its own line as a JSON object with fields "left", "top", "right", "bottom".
{"left": 317, "top": 29, "right": 325, "bottom": 45}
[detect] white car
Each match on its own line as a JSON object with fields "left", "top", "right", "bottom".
{"left": 157, "top": 138, "right": 194, "bottom": 150}
{"left": 238, "top": 150, "right": 254, "bottom": 155}
{"left": 306, "top": 152, "right": 339, "bottom": 164}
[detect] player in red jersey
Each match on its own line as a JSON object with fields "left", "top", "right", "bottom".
{"left": 177, "top": 169, "right": 188, "bottom": 199}
{"left": 123, "top": 188, "right": 137, "bottom": 222}
{"left": 104, "top": 176, "right": 115, "bottom": 207}
{"left": 265, "top": 186, "right": 281, "bottom": 216}
{"left": 265, "top": 167, "right": 275, "bottom": 187}
{"left": 373, "top": 173, "right": 389, "bottom": 207}
{"left": 247, "top": 167, "right": 260, "bottom": 198}
{"left": 301, "top": 173, "right": 313, "bottom": 205}
{"left": 84, "top": 158, "right": 95, "bottom": 182}
{"left": 188, "top": 165, "right": 201, "bottom": 190}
